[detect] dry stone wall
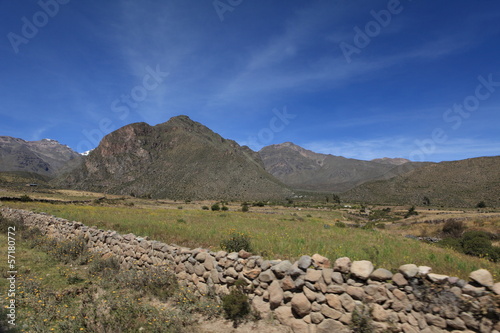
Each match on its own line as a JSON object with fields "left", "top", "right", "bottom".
{"left": 2, "top": 208, "right": 499, "bottom": 333}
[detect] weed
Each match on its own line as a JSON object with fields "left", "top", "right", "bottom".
{"left": 221, "top": 232, "right": 252, "bottom": 253}
{"left": 350, "top": 305, "right": 373, "bottom": 333}
{"left": 222, "top": 281, "right": 250, "bottom": 327}
{"left": 48, "top": 236, "right": 90, "bottom": 264}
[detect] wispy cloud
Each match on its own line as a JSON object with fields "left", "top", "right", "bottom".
{"left": 302, "top": 137, "right": 500, "bottom": 162}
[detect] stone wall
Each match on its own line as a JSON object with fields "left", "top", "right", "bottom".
{"left": 2, "top": 208, "right": 499, "bottom": 333}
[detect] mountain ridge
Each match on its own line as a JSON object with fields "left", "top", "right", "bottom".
{"left": 259, "top": 142, "right": 430, "bottom": 193}
{"left": 55, "top": 116, "right": 293, "bottom": 200}
{"left": 0, "top": 136, "right": 83, "bottom": 177}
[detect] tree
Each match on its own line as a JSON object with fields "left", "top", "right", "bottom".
{"left": 332, "top": 194, "right": 341, "bottom": 204}
{"left": 404, "top": 206, "right": 418, "bottom": 218}
{"left": 476, "top": 201, "right": 486, "bottom": 208}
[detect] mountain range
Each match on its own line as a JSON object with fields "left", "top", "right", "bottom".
{"left": 0, "top": 136, "right": 82, "bottom": 177}
{"left": 1, "top": 116, "right": 498, "bottom": 206}
{"left": 259, "top": 142, "right": 430, "bottom": 193}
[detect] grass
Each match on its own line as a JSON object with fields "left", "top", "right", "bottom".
{"left": 3, "top": 201, "right": 499, "bottom": 280}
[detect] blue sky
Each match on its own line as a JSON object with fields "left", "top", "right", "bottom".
{"left": 1, "top": 0, "right": 499, "bottom": 162}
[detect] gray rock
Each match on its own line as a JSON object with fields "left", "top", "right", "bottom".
{"left": 291, "top": 293, "right": 311, "bottom": 317}
{"left": 310, "top": 311, "right": 324, "bottom": 324}
{"left": 469, "top": 269, "right": 494, "bottom": 288}
{"left": 321, "top": 304, "right": 342, "bottom": 319}
{"left": 399, "top": 264, "right": 419, "bottom": 278}
{"left": 305, "top": 268, "right": 323, "bottom": 283}
{"left": 271, "top": 260, "right": 293, "bottom": 278}
{"left": 268, "top": 280, "right": 284, "bottom": 309}
{"left": 392, "top": 273, "right": 408, "bottom": 286}
{"left": 350, "top": 260, "right": 374, "bottom": 280}
{"left": 317, "top": 319, "right": 350, "bottom": 333}
{"left": 334, "top": 257, "right": 351, "bottom": 273}
{"left": 370, "top": 268, "right": 393, "bottom": 281}
{"left": 297, "top": 255, "right": 312, "bottom": 271}
{"left": 274, "top": 305, "right": 294, "bottom": 326}
{"left": 331, "top": 272, "right": 344, "bottom": 284}
{"left": 258, "top": 269, "right": 276, "bottom": 283}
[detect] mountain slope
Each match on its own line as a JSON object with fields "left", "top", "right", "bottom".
{"left": 56, "top": 116, "right": 293, "bottom": 200}
{"left": 342, "top": 156, "right": 500, "bottom": 207}
{"left": 0, "top": 137, "right": 82, "bottom": 177}
{"left": 259, "top": 142, "right": 428, "bottom": 193}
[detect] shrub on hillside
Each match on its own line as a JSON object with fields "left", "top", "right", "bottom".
{"left": 49, "top": 236, "right": 90, "bottom": 265}
{"left": 442, "top": 219, "right": 466, "bottom": 238}
{"left": 404, "top": 206, "right": 418, "bottom": 218}
{"left": 211, "top": 203, "right": 221, "bottom": 211}
{"left": 461, "top": 231, "right": 497, "bottom": 260}
{"left": 241, "top": 203, "right": 249, "bottom": 212}
{"left": 221, "top": 233, "right": 252, "bottom": 253}
{"left": 201, "top": 205, "right": 209, "bottom": 210}
{"left": 476, "top": 201, "right": 487, "bottom": 208}
{"left": 222, "top": 280, "right": 250, "bottom": 327}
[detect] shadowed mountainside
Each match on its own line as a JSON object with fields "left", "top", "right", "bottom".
{"left": 55, "top": 116, "right": 293, "bottom": 200}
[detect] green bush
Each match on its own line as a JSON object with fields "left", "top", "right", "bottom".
{"left": 350, "top": 305, "right": 373, "bottom": 333}
{"left": 221, "top": 233, "right": 252, "bottom": 253}
{"left": 221, "top": 205, "right": 229, "bottom": 211}
{"left": 211, "top": 203, "right": 221, "bottom": 211}
{"left": 241, "top": 203, "right": 249, "bottom": 212}
{"left": 404, "top": 206, "right": 418, "bottom": 218}
{"left": 19, "top": 194, "right": 33, "bottom": 202}
{"left": 335, "top": 221, "right": 346, "bottom": 228}
{"left": 461, "top": 231, "right": 494, "bottom": 258}
{"left": 202, "top": 205, "right": 209, "bottom": 210}
{"left": 222, "top": 282, "right": 250, "bottom": 327}
{"left": 476, "top": 201, "right": 486, "bottom": 208}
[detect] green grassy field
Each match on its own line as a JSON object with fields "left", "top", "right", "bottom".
{"left": 3, "top": 201, "right": 499, "bottom": 281}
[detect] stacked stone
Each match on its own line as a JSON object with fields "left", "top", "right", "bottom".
{"left": 1, "top": 208, "right": 499, "bottom": 333}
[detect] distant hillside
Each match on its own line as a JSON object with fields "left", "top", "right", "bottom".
{"left": 56, "top": 116, "right": 293, "bottom": 200}
{"left": 259, "top": 142, "right": 428, "bottom": 193}
{"left": 342, "top": 156, "right": 500, "bottom": 207}
{"left": 0, "top": 137, "right": 82, "bottom": 177}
